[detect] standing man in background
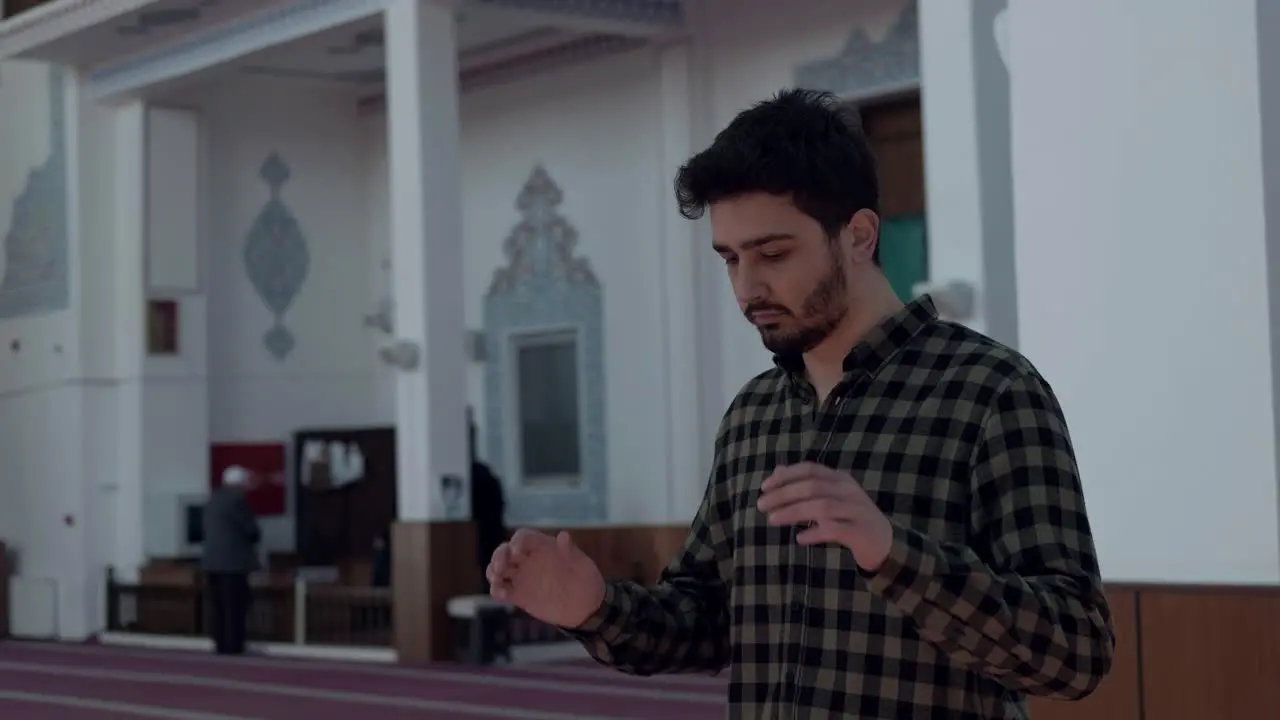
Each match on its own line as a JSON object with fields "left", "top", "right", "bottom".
{"left": 202, "top": 466, "right": 262, "bottom": 656}
{"left": 469, "top": 409, "right": 508, "bottom": 593}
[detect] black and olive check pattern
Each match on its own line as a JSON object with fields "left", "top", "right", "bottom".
{"left": 571, "top": 296, "right": 1114, "bottom": 719}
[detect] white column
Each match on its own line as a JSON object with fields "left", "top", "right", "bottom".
{"left": 384, "top": 0, "right": 469, "bottom": 522}
{"left": 108, "top": 100, "right": 148, "bottom": 582}
{"left": 682, "top": 0, "right": 726, "bottom": 487}
{"left": 140, "top": 107, "right": 211, "bottom": 559}
{"left": 1007, "top": 0, "right": 1278, "bottom": 584}
{"left": 655, "top": 42, "right": 705, "bottom": 522}
{"left": 918, "top": 0, "right": 1017, "bottom": 341}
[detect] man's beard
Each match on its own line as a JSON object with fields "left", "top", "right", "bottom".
{"left": 746, "top": 251, "right": 849, "bottom": 357}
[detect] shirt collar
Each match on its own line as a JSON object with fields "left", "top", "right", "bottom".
{"left": 773, "top": 294, "right": 940, "bottom": 393}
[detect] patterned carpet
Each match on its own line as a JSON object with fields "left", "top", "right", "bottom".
{"left": 0, "top": 641, "right": 727, "bottom": 719}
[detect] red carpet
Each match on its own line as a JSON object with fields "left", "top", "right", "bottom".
{"left": 0, "top": 641, "right": 727, "bottom": 719}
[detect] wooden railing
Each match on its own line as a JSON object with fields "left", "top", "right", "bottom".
{"left": 104, "top": 568, "right": 571, "bottom": 651}
{"left": 105, "top": 569, "right": 393, "bottom": 648}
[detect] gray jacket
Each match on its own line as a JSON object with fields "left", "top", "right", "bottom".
{"left": 201, "top": 487, "right": 262, "bottom": 573}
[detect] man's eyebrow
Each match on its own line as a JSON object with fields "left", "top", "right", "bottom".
{"left": 711, "top": 233, "right": 794, "bottom": 254}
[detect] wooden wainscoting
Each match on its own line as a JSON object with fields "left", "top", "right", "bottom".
{"left": 1133, "top": 584, "right": 1280, "bottom": 719}
{"left": 1027, "top": 583, "right": 1280, "bottom": 720}
{"left": 1025, "top": 587, "right": 1141, "bottom": 720}
{"left": 516, "top": 525, "right": 689, "bottom": 583}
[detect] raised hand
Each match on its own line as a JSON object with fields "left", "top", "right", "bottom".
{"left": 486, "top": 529, "right": 607, "bottom": 629}
{"left": 756, "top": 462, "right": 896, "bottom": 572}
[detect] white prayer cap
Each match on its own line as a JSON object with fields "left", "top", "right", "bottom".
{"left": 222, "top": 465, "right": 251, "bottom": 487}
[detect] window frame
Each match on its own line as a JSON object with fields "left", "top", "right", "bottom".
{"left": 504, "top": 326, "right": 586, "bottom": 490}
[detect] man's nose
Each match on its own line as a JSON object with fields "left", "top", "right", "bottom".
{"left": 733, "top": 265, "right": 768, "bottom": 304}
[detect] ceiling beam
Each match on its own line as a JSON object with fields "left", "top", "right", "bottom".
{"left": 83, "top": 0, "right": 387, "bottom": 102}
{"left": 462, "top": 0, "right": 684, "bottom": 38}
{"left": 0, "top": 0, "right": 162, "bottom": 62}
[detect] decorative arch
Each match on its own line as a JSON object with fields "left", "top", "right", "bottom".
{"left": 0, "top": 64, "right": 69, "bottom": 319}
{"left": 483, "top": 165, "right": 607, "bottom": 526}
{"left": 793, "top": 1, "right": 919, "bottom": 99}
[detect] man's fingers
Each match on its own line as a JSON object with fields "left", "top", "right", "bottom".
{"left": 757, "top": 478, "right": 849, "bottom": 512}
{"left": 510, "top": 528, "right": 552, "bottom": 557}
{"left": 490, "top": 579, "right": 514, "bottom": 601}
{"left": 795, "top": 521, "right": 851, "bottom": 546}
{"left": 764, "top": 498, "right": 860, "bottom": 526}
{"left": 760, "top": 462, "right": 827, "bottom": 491}
{"left": 489, "top": 543, "right": 520, "bottom": 579}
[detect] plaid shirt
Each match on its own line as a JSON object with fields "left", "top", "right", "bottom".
{"left": 572, "top": 296, "right": 1114, "bottom": 719}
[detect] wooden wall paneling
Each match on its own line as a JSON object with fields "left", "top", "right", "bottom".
{"left": 517, "top": 525, "right": 689, "bottom": 583}
{"left": 1136, "top": 585, "right": 1280, "bottom": 720}
{"left": 1026, "top": 587, "right": 1142, "bottom": 720}
{"left": 392, "top": 520, "right": 478, "bottom": 662}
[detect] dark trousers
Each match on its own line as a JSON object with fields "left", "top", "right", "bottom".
{"left": 206, "top": 572, "right": 251, "bottom": 655}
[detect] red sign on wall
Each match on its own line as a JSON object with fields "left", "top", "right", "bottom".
{"left": 209, "top": 442, "right": 287, "bottom": 517}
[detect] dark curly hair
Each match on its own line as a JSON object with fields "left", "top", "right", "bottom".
{"left": 674, "top": 88, "right": 880, "bottom": 264}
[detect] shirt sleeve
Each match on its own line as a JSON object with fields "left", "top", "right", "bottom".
{"left": 861, "top": 369, "right": 1116, "bottom": 700}
{"left": 564, "top": 424, "right": 735, "bottom": 676}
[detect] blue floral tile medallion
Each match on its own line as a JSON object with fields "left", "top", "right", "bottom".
{"left": 243, "top": 153, "right": 309, "bottom": 360}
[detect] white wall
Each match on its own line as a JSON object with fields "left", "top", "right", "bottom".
{"left": 362, "top": 0, "right": 927, "bottom": 527}
{"left": 201, "top": 76, "right": 385, "bottom": 550}
{"left": 460, "top": 51, "right": 670, "bottom": 525}
{"left": 0, "top": 60, "right": 97, "bottom": 638}
{"left": 10, "top": 0, "right": 1277, "bottom": 616}
{"left": 1008, "top": 0, "right": 1279, "bottom": 583}
{"left": 365, "top": 50, "right": 675, "bottom": 524}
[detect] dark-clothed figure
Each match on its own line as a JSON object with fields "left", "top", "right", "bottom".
{"left": 486, "top": 90, "right": 1114, "bottom": 718}
{"left": 202, "top": 466, "right": 261, "bottom": 655}
{"left": 469, "top": 412, "right": 508, "bottom": 592}
{"left": 371, "top": 530, "right": 391, "bottom": 588}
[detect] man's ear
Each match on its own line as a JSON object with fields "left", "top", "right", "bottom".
{"left": 846, "top": 209, "right": 880, "bottom": 264}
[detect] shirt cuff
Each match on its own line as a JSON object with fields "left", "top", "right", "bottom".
{"left": 560, "top": 581, "right": 625, "bottom": 641}
{"left": 859, "top": 520, "right": 943, "bottom": 608}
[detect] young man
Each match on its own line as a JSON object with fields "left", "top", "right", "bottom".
{"left": 486, "top": 89, "right": 1114, "bottom": 718}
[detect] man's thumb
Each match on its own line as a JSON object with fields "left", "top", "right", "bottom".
{"left": 556, "top": 530, "right": 574, "bottom": 555}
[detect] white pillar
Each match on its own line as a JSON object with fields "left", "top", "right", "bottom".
{"left": 1007, "top": 0, "right": 1279, "bottom": 584}
{"left": 682, "top": 0, "right": 727, "bottom": 487}
{"left": 109, "top": 100, "right": 148, "bottom": 582}
{"left": 655, "top": 42, "right": 705, "bottom": 522}
{"left": 918, "top": 0, "right": 1017, "bottom": 342}
{"left": 383, "top": 0, "right": 468, "bottom": 522}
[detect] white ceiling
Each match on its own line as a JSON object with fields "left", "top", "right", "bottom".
{"left": 27, "top": 0, "right": 563, "bottom": 67}
{"left": 32, "top": 0, "right": 300, "bottom": 68}
{"left": 234, "top": 5, "right": 573, "bottom": 80}
{"left": 133, "top": 2, "right": 599, "bottom": 98}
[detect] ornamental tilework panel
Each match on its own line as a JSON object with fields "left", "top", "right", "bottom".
{"left": 0, "top": 65, "right": 69, "bottom": 320}
{"left": 243, "top": 152, "right": 310, "bottom": 360}
{"left": 484, "top": 165, "right": 607, "bottom": 526}
{"left": 794, "top": 0, "right": 919, "bottom": 98}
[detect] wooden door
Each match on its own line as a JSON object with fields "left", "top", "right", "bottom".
{"left": 857, "top": 95, "right": 928, "bottom": 301}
